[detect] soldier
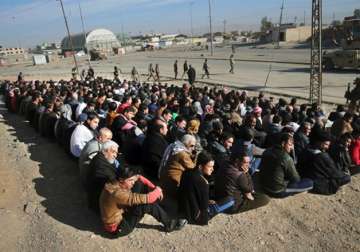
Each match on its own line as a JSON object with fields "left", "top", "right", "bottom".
{"left": 114, "top": 66, "right": 120, "bottom": 81}
{"left": 174, "top": 60, "right": 178, "bottom": 80}
{"left": 348, "top": 77, "right": 360, "bottom": 106}
{"left": 181, "top": 60, "right": 189, "bottom": 79}
{"left": 146, "top": 63, "right": 156, "bottom": 81}
{"left": 17, "top": 72, "right": 23, "bottom": 82}
{"left": 131, "top": 66, "right": 140, "bottom": 82}
{"left": 87, "top": 66, "right": 95, "bottom": 79}
{"left": 201, "top": 59, "right": 210, "bottom": 79}
{"left": 155, "top": 63, "right": 160, "bottom": 81}
{"left": 187, "top": 65, "right": 196, "bottom": 86}
{"left": 71, "top": 67, "right": 77, "bottom": 80}
{"left": 229, "top": 54, "right": 235, "bottom": 74}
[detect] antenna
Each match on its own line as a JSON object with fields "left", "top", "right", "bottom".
{"left": 276, "top": 0, "right": 285, "bottom": 48}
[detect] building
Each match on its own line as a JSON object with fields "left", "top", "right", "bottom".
{"left": 0, "top": 47, "right": 26, "bottom": 56}
{"left": 61, "top": 28, "right": 121, "bottom": 55}
{"left": 268, "top": 24, "right": 312, "bottom": 43}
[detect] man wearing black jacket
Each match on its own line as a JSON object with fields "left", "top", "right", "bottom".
{"left": 142, "top": 119, "right": 169, "bottom": 180}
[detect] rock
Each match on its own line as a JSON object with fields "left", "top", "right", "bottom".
{"left": 24, "top": 202, "right": 37, "bottom": 215}
{"left": 276, "top": 232, "right": 285, "bottom": 242}
{"left": 260, "top": 240, "right": 265, "bottom": 246}
{"left": 90, "top": 234, "right": 96, "bottom": 239}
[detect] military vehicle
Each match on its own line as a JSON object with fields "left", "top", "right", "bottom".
{"left": 323, "top": 16, "right": 360, "bottom": 71}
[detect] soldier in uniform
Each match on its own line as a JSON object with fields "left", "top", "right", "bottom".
{"left": 131, "top": 66, "right": 140, "bottom": 82}
{"left": 229, "top": 54, "right": 235, "bottom": 74}
{"left": 347, "top": 77, "right": 360, "bottom": 107}
{"left": 181, "top": 60, "right": 189, "bottom": 79}
{"left": 174, "top": 60, "right": 178, "bottom": 80}
{"left": 71, "top": 67, "right": 77, "bottom": 80}
{"left": 146, "top": 63, "right": 156, "bottom": 81}
{"left": 114, "top": 66, "right": 120, "bottom": 81}
{"left": 155, "top": 64, "right": 160, "bottom": 82}
{"left": 187, "top": 65, "right": 196, "bottom": 86}
{"left": 201, "top": 59, "right": 210, "bottom": 79}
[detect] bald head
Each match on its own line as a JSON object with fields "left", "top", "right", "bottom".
{"left": 98, "top": 127, "right": 113, "bottom": 143}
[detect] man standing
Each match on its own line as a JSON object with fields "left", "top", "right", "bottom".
{"left": 187, "top": 65, "right": 196, "bottom": 86}
{"left": 155, "top": 63, "right": 160, "bottom": 82}
{"left": 229, "top": 54, "right": 235, "bottom": 74}
{"left": 201, "top": 59, "right": 210, "bottom": 79}
{"left": 71, "top": 67, "right": 77, "bottom": 80}
{"left": 181, "top": 60, "right": 189, "bottom": 79}
{"left": 131, "top": 66, "right": 140, "bottom": 82}
{"left": 174, "top": 60, "right": 178, "bottom": 80}
{"left": 146, "top": 63, "right": 156, "bottom": 81}
{"left": 114, "top": 66, "right": 120, "bottom": 81}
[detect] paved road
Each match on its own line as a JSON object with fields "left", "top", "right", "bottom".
{"left": 0, "top": 46, "right": 358, "bottom": 104}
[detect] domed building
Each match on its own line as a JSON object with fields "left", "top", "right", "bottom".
{"left": 61, "top": 28, "right": 121, "bottom": 54}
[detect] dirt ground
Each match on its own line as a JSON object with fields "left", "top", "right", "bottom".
{"left": 0, "top": 98, "right": 359, "bottom": 252}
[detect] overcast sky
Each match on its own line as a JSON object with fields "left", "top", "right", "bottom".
{"left": 0, "top": 0, "right": 358, "bottom": 48}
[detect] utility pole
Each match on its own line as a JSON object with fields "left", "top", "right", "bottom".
{"left": 304, "top": 10, "right": 306, "bottom": 26}
{"left": 223, "top": 19, "right": 227, "bottom": 34}
{"left": 310, "top": 0, "right": 323, "bottom": 105}
{"left": 208, "top": 0, "right": 214, "bottom": 56}
{"left": 190, "top": 2, "right": 194, "bottom": 46}
{"left": 58, "top": 0, "right": 80, "bottom": 80}
{"left": 78, "top": 1, "right": 91, "bottom": 69}
{"left": 276, "top": 0, "right": 285, "bottom": 48}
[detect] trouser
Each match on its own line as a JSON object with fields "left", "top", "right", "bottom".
{"left": 181, "top": 71, "right": 187, "bottom": 79}
{"left": 267, "top": 178, "right": 314, "bottom": 198}
{"left": 225, "top": 193, "right": 270, "bottom": 214}
{"left": 350, "top": 166, "right": 360, "bottom": 176}
{"left": 174, "top": 71, "right": 178, "bottom": 79}
{"left": 113, "top": 203, "right": 171, "bottom": 237}
{"left": 229, "top": 65, "right": 234, "bottom": 73}
{"left": 201, "top": 71, "right": 210, "bottom": 79}
{"left": 208, "top": 198, "right": 235, "bottom": 217}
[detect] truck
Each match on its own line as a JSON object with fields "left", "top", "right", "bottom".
{"left": 323, "top": 16, "right": 360, "bottom": 71}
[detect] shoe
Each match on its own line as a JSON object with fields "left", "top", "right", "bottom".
{"left": 164, "top": 219, "right": 177, "bottom": 232}
{"left": 175, "top": 219, "right": 187, "bottom": 231}
{"left": 164, "top": 219, "right": 187, "bottom": 232}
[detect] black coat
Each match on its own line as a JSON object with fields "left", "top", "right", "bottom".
{"left": 141, "top": 132, "right": 168, "bottom": 179}
{"left": 187, "top": 67, "right": 196, "bottom": 85}
{"left": 297, "top": 148, "right": 348, "bottom": 195}
{"left": 87, "top": 152, "right": 118, "bottom": 212}
{"left": 178, "top": 169, "right": 209, "bottom": 225}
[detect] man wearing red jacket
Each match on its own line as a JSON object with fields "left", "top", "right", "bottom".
{"left": 99, "top": 166, "right": 186, "bottom": 237}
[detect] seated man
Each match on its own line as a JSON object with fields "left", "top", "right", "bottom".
{"left": 159, "top": 134, "right": 197, "bottom": 200}
{"left": 259, "top": 133, "right": 313, "bottom": 198}
{"left": 215, "top": 150, "right": 270, "bottom": 213}
{"left": 329, "top": 132, "right": 353, "bottom": 175}
{"left": 141, "top": 118, "right": 169, "bottom": 180}
{"left": 297, "top": 130, "right": 351, "bottom": 195}
{"left": 178, "top": 151, "right": 234, "bottom": 225}
{"left": 100, "top": 166, "right": 186, "bottom": 237}
{"left": 87, "top": 140, "right": 119, "bottom": 213}
{"left": 79, "top": 127, "right": 113, "bottom": 187}
{"left": 70, "top": 112, "right": 100, "bottom": 158}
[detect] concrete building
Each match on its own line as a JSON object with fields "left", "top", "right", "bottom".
{"left": 0, "top": 47, "right": 26, "bottom": 56}
{"left": 61, "top": 28, "right": 121, "bottom": 54}
{"left": 264, "top": 24, "right": 312, "bottom": 43}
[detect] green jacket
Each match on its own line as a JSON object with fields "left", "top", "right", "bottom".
{"left": 259, "top": 146, "right": 300, "bottom": 194}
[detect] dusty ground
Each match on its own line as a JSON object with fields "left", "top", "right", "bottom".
{"left": 0, "top": 97, "right": 359, "bottom": 252}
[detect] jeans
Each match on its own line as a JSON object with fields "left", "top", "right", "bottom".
{"left": 268, "top": 178, "right": 314, "bottom": 198}
{"left": 208, "top": 198, "right": 235, "bottom": 217}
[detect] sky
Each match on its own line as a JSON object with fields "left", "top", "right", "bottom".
{"left": 0, "top": 0, "right": 358, "bottom": 48}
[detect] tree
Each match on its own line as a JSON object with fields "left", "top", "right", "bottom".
{"left": 260, "top": 17, "right": 273, "bottom": 32}
{"left": 354, "top": 9, "right": 360, "bottom": 18}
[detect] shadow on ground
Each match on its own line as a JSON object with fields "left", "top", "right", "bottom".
{"left": 0, "top": 107, "right": 109, "bottom": 237}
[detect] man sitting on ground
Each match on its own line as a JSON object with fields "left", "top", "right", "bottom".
{"left": 215, "top": 150, "right": 270, "bottom": 213}
{"left": 100, "top": 166, "right": 186, "bottom": 237}
{"left": 70, "top": 112, "right": 100, "bottom": 158}
{"left": 259, "top": 133, "right": 313, "bottom": 198}
{"left": 79, "top": 127, "right": 113, "bottom": 187}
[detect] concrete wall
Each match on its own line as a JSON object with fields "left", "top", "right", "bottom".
{"left": 284, "top": 26, "right": 312, "bottom": 42}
